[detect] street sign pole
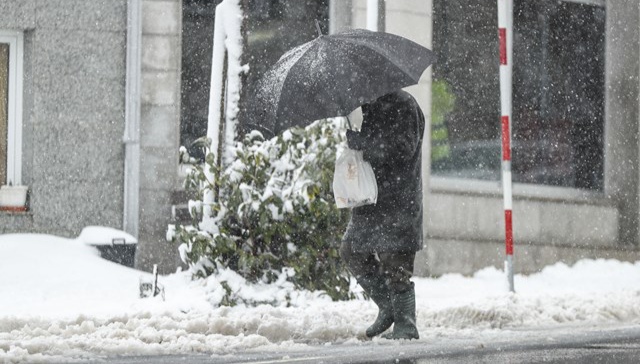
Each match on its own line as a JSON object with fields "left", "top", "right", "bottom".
{"left": 498, "top": 0, "right": 515, "bottom": 293}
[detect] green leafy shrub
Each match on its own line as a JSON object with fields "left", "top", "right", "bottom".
{"left": 431, "top": 79, "right": 456, "bottom": 165}
{"left": 171, "top": 119, "right": 354, "bottom": 303}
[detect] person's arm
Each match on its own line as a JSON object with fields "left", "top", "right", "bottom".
{"left": 355, "top": 100, "right": 425, "bottom": 166}
{"left": 346, "top": 129, "right": 367, "bottom": 151}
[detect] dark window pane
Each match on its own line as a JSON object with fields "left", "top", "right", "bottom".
{"left": 181, "top": 0, "right": 221, "bottom": 160}
{"left": 245, "top": 0, "right": 329, "bottom": 94}
{"left": 180, "top": 0, "right": 329, "bottom": 159}
{"left": 432, "top": 0, "right": 605, "bottom": 191}
{"left": 432, "top": 0, "right": 501, "bottom": 180}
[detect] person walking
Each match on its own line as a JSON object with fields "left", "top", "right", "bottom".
{"left": 340, "top": 89, "right": 425, "bottom": 340}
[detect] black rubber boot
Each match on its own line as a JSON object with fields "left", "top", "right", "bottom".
{"left": 357, "top": 274, "right": 394, "bottom": 338}
{"left": 382, "top": 282, "right": 419, "bottom": 340}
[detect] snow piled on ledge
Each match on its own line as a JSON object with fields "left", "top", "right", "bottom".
{"left": 1, "top": 233, "right": 639, "bottom": 362}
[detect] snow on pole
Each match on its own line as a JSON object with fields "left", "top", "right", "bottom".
{"left": 202, "top": 0, "right": 245, "bottom": 233}
{"left": 221, "top": 0, "right": 246, "bottom": 166}
{"left": 366, "top": 0, "right": 379, "bottom": 31}
{"left": 202, "top": 2, "right": 227, "bottom": 232}
{"left": 498, "top": 0, "right": 515, "bottom": 293}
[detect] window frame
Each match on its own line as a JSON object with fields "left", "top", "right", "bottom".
{"left": 0, "top": 30, "right": 24, "bottom": 186}
{"left": 563, "top": 0, "right": 604, "bottom": 7}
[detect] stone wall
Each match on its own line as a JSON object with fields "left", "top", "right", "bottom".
{"left": 134, "top": 0, "right": 182, "bottom": 273}
{"left": 0, "top": 0, "right": 127, "bottom": 237}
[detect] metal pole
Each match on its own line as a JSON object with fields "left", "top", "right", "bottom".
{"left": 366, "top": 0, "right": 384, "bottom": 32}
{"left": 203, "top": 2, "right": 229, "bottom": 231}
{"left": 498, "top": 0, "right": 515, "bottom": 292}
{"left": 366, "top": 0, "right": 379, "bottom": 31}
{"left": 151, "top": 264, "right": 158, "bottom": 297}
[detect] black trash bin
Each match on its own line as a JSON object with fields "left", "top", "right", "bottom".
{"left": 79, "top": 227, "right": 138, "bottom": 268}
{"left": 94, "top": 238, "right": 137, "bottom": 267}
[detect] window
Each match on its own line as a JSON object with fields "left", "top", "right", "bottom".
{"left": 0, "top": 31, "right": 24, "bottom": 186}
{"left": 432, "top": 0, "right": 605, "bottom": 190}
{"left": 180, "top": 0, "right": 329, "bottom": 159}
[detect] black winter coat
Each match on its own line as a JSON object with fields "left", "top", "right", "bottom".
{"left": 342, "top": 90, "right": 425, "bottom": 254}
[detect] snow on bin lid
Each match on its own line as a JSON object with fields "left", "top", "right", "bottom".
{"left": 78, "top": 226, "right": 138, "bottom": 246}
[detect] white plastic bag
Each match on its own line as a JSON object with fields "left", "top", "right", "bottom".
{"left": 332, "top": 147, "right": 378, "bottom": 209}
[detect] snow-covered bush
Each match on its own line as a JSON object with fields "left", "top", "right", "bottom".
{"left": 172, "top": 119, "right": 354, "bottom": 303}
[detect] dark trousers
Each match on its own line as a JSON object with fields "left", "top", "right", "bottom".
{"left": 340, "top": 240, "right": 416, "bottom": 293}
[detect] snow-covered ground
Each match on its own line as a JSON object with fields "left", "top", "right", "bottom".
{"left": 1, "top": 232, "right": 640, "bottom": 363}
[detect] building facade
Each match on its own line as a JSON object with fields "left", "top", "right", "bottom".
{"left": 0, "top": 0, "right": 183, "bottom": 272}
{"left": 371, "top": 0, "right": 640, "bottom": 275}
{"left": 1, "top": 0, "right": 640, "bottom": 276}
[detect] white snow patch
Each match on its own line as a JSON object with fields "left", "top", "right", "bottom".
{"left": 77, "top": 226, "right": 137, "bottom": 246}
{"left": 1, "top": 233, "right": 640, "bottom": 362}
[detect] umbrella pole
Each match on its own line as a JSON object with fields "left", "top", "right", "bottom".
{"left": 498, "top": 0, "right": 515, "bottom": 293}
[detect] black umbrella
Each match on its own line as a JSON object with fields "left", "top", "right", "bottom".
{"left": 245, "top": 28, "right": 435, "bottom": 136}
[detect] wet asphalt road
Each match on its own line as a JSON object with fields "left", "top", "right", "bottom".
{"left": 97, "top": 325, "right": 640, "bottom": 364}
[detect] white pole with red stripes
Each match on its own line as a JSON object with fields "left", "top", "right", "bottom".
{"left": 498, "top": 0, "right": 515, "bottom": 292}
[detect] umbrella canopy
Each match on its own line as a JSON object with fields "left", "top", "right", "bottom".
{"left": 245, "top": 28, "right": 435, "bottom": 136}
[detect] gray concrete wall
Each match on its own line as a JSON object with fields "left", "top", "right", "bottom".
{"left": 0, "top": 0, "right": 127, "bottom": 237}
{"left": 352, "top": 0, "right": 367, "bottom": 29}
{"left": 329, "top": 0, "right": 352, "bottom": 34}
{"left": 134, "top": 0, "right": 182, "bottom": 273}
{"left": 604, "top": 0, "right": 640, "bottom": 246}
{"left": 428, "top": 179, "right": 619, "bottom": 248}
{"left": 418, "top": 237, "right": 640, "bottom": 277}
{"left": 419, "top": 178, "right": 637, "bottom": 276}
